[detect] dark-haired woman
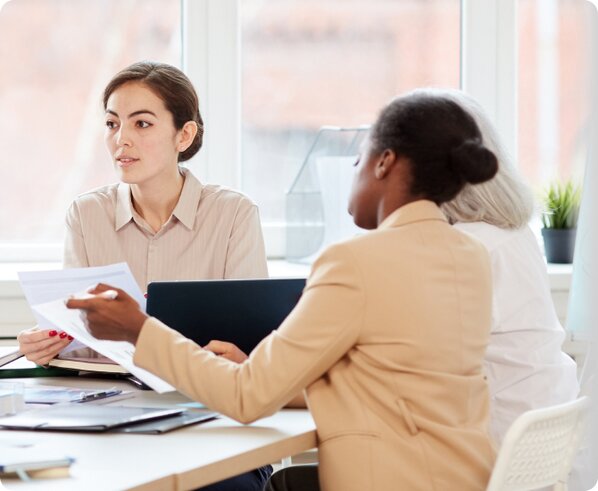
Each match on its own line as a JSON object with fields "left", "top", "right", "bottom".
{"left": 17, "top": 62, "right": 270, "bottom": 491}
{"left": 68, "top": 91, "right": 499, "bottom": 491}
{"left": 19, "top": 60, "right": 267, "bottom": 362}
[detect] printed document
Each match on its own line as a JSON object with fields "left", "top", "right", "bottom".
{"left": 18, "top": 263, "right": 174, "bottom": 393}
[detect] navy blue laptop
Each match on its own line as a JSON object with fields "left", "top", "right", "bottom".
{"left": 146, "top": 278, "right": 306, "bottom": 355}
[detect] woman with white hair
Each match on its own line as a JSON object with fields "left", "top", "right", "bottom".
{"left": 430, "top": 88, "right": 588, "bottom": 489}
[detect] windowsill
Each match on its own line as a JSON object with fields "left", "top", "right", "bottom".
{"left": 0, "top": 260, "right": 572, "bottom": 296}
{"left": 545, "top": 262, "right": 573, "bottom": 290}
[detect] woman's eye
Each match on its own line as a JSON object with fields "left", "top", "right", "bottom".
{"left": 105, "top": 120, "right": 117, "bottom": 129}
{"left": 137, "top": 120, "right": 151, "bottom": 129}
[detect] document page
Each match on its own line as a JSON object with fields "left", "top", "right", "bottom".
{"left": 18, "top": 262, "right": 146, "bottom": 321}
{"left": 19, "top": 264, "right": 174, "bottom": 393}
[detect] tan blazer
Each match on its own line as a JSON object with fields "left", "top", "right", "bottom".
{"left": 135, "top": 200, "right": 495, "bottom": 491}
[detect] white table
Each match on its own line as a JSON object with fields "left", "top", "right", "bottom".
{"left": 0, "top": 377, "right": 317, "bottom": 490}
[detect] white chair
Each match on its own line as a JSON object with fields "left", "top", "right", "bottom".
{"left": 486, "top": 396, "right": 589, "bottom": 491}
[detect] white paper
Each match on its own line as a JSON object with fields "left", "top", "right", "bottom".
{"left": 31, "top": 300, "right": 173, "bottom": 393}
{"left": 18, "top": 263, "right": 146, "bottom": 320}
{"left": 18, "top": 263, "right": 174, "bottom": 393}
{"left": 19, "top": 263, "right": 145, "bottom": 355}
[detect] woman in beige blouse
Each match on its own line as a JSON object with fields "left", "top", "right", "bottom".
{"left": 17, "top": 61, "right": 267, "bottom": 364}
{"left": 18, "top": 61, "right": 271, "bottom": 491}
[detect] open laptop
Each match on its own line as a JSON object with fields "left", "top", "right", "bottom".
{"left": 146, "top": 278, "right": 306, "bottom": 355}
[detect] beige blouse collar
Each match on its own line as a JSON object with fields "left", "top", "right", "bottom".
{"left": 114, "top": 167, "right": 204, "bottom": 232}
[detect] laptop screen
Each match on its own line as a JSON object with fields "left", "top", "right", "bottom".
{"left": 146, "top": 278, "right": 306, "bottom": 355}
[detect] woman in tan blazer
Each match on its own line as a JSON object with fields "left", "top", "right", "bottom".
{"left": 68, "top": 91, "right": 499, "bottom": 491}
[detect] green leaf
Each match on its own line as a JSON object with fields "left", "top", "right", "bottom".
{"left": 540, "top": 180, "right": 581, "bottom": 229}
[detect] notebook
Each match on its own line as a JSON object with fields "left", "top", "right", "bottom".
{"left": 146, "top": 278, "right": 306, "bottom": 355}
{"left": 48, "top": 355, "right": 129, "bottom": 374}
{"left": 0, "top": 405, "right": 184, "bottom": 432}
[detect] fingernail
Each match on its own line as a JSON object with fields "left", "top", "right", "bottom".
{"left": 67, "top": 335, "right": 74, "bottom": 341}
{"left": 48, "top": 330, "right": 58, "bottom": 337}
{"left": 144, "top": 293, "right": 148, "bottom": 299}
{"left": 59, "top": 332, "right": 67, "bottom": 339}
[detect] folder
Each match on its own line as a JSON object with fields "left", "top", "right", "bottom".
{"left": 0, "top": 405, "right": 184, "bottom": 432}
{"left": 113, "top": 408, "right": 218, "bottom": 434}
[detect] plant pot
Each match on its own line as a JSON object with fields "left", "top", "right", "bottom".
{"left": 541, "top": 228, "right": 577, "bottom": 263}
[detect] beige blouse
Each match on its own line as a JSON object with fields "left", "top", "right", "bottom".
{"left": 63, "top": 167, "right": 268, "bottom": 288}
{"left": 60, "top": 167, "right": 268, "bottom": 360}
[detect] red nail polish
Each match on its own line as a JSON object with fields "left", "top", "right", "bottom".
{"left": 144, "top": 293, "right": 148, "bottom": 299}
{"left": 48, "top": 330, "right": 58, "bottom": 337}
{"left": 59, "top": 332, "right": 67, "bottom": 339}
{"left": 67, "top": 336, "right": 74, "bottom": 341}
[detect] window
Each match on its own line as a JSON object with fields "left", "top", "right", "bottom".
{"left": 239, "top": 0, "right": 461, "bottom": 256}
{"left": 0, "top": 0, "right": 180, "bottom": 258}
{"left": 3, "top": 0, "right": 590, "bottom": 261}
{"left": 518, "top": 0, "right": 591, "bottom": 186}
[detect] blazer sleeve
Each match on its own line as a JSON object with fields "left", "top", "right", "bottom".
{"left": 223, "top": 200, "right": 269, "bottom": 279}
{"left": 134, "top": 242, "right": 364, "bottom": 424}
{"left": 63, "top": 201, "right": 90, "bottom": 269}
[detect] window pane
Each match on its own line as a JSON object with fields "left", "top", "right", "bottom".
{"left": 0, "top": 0, "right": 180, "bottom": 243}
{"left": 240, "top": 0, "right": 461, "bottom": 227}
{"left": 518, "top": 0, "right": 591, "bottom": 185}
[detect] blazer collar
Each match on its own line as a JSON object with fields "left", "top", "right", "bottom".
{"left": 114, "top": 167, "right": 203, "bottom": 231}
{"left": 378, "top": 200, "right": 447, "bottom": 230}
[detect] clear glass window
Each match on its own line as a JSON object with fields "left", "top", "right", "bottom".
{"left": 240, "top": 0, "right": 461, "bottom": 226}
{"left": 0, "top": 0, "right": 181, "bottom": 244}
{"left": 518, "top": 0, "right": 591, "bottom": 186}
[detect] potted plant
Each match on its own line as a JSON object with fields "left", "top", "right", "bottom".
{"left": 540, "top": 180, "right": 582, "bottom": 263}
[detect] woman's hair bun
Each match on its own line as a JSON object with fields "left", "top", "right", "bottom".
{"left": 449, "top": 138, "right": 498, "bottom": 185}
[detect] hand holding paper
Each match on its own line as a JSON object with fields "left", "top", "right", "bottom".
{"left": 21, "top": 263, "right": 173, "bottom": 393}
{"left": 66, "top": 283, "right": 148, "bottom": 345}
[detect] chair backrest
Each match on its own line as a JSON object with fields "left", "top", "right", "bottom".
{"left": 486, "top": 396, "right": 589, "bottom": 491}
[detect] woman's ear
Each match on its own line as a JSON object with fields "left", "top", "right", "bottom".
{"left": 374, "top": 149, "right": 397, "bottom": 179}
{"left": 177, "top": 121, "right": 198, "bottom": 152}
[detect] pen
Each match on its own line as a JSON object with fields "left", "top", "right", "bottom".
{"left": 64, "top": 289, "right": 119, "bottom": 309}
{"left": 99, "top": 290, "right": 118, "bottom": 300}
{"left": 77, "top": 388, "right": 121, "bottom": 403}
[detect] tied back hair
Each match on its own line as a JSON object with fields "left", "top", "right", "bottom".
{"left": 370, "top": 92, "right": 499, "bottom": 205}
{"left": 103, "top": 61, "right": 204, "bottom": 163}
{"left": 409, "top": 88, "right": 535, "bottom": 229}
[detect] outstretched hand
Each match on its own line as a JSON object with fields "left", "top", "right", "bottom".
{"left": 66, "top": 283, "right": 148, "bottom": 345}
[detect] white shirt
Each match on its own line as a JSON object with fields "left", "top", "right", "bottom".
{"left": 455, "top": 222, "right": 579, "bottom": 445}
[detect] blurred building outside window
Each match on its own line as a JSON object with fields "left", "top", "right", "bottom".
{"left": 0, "top": 0, "right": 181, "bottom": 260}
{"left": 0, "top": 0, "right": 592, "bottom": 261}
